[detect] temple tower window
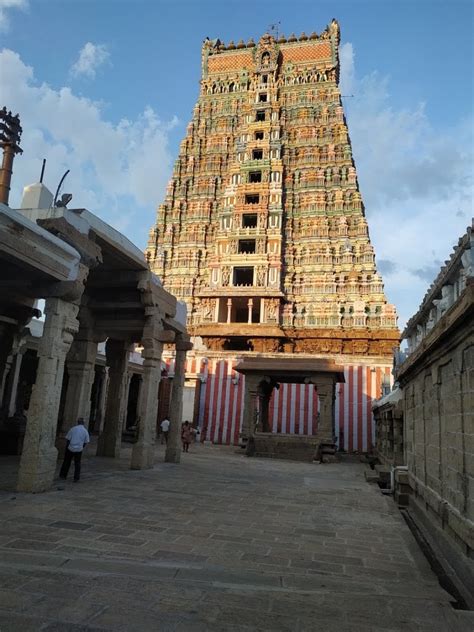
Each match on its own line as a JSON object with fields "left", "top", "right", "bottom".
{"left": 242, "top": 213, "right": 258, "bottom": 228}
{"left": 245, "top": 193, "right": 260, "bottom": 204}
{"left": 238, "top": 239, "right": 256, "bottom": 254}
{"left": 249, "top": 171, "right": 262, "bottom": 183}
{"left": 233, "top": 267, "right": 254, "bottom": 286}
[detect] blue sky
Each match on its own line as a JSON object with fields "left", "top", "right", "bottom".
{"left": 1, "top": 0, "right": 473, "bottom": 328}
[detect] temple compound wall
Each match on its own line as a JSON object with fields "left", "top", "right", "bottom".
{"left": 148, "top": 21, "right": 399, "bottom": 452}
{"left": 378, "top": 223, "right": 473, "bottom": 601}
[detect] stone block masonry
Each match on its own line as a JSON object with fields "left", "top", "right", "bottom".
{"left": 397, "top": 223, "right": 474, "bottom": 601}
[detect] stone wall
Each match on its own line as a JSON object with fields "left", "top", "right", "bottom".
{"left": 401, "top": 309, "right": 473, "bottom": 555}
{"left": 372, "top": 388, "right": 403, "bottom": 467}
{"left": 396, "top": 225, "right": 473, "bottom": 595}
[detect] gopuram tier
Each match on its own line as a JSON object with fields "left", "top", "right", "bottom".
{"left": 147, "top": 20, "right": 399, "bottom": 357}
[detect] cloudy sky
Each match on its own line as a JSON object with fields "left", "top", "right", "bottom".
{"left": 0, "top": 0, "right": 472, "bottom": 328}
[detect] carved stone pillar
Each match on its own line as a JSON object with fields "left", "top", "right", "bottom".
{"left": 0, "top": 334, "right": 26, "bottom": 417}
{"left": 6, "top": 343, "right": 26, "bottom": 417}
{"left": 0, "top": 324, "right": 15, "bottom": 403}
{"left": 87, "top": 368, "right": 101, "bottom": 433}
{"left": 96, "top": 366, "right": 109, "bottom": 433}
{"left": 226, "top": 298, "right": 232, "bottom": 324}
{"left": 247, "top": 298, "right": 253, "bottom": 324}
{"left": 130, "top": 328, "right": 163, "bottom": 470}
{"left": 96, "top": 339, "right": 131, "bottom": 458}
{"left": 61, "top": 333, "right": 98, "bottom": 433}
{"left": 121, "top": 371, "right": 133, "bottom": 432}
{"left": 0, "top": 355, "right": 12, "bottom": 411}
{"left": 242, "top": 375, "right": 260, "bottom": 440}
{"left": 317, "top": 381, "right": 336, "bottom": 441}
{"left": 166, "top": 334, "right": 192, "bottom": 463}
{"left": 17, "top": 298, "right": 80, "bottom": 492}
{"left": 260, "top": 391, "right": 271, "bottom": 433}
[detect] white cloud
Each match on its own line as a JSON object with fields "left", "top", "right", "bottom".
{"left": 0, "top": 0, "right": 27, "bottom": 31}
{"left": 339, "top": 42, "right": 355, "bottom": 96}
{"left": 70, "top": 42, "right": 110, "bottom": 79}
{"left": 0, "top": 48, "right": 177, "bottom": 244}
{"left": 339, "top": 42, "right": 473, "bottom": 329}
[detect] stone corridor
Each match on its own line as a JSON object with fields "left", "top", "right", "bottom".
{"left": 0, "top": 445, "right": 472, "bottom": 631}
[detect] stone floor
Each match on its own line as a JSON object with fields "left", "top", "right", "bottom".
{"left": 0, "top": 442, "right": 472, "bottom": 631}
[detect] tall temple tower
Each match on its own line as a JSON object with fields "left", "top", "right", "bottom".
{"left": 147, "top": 21, "right": 399, "bottom": 451}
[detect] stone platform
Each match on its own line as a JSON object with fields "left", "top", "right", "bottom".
{"left": 252, "top": 433, "right": 321, "bottom": 462}
{"left": 0, "top": 443, "right": 472, "bottom": 631}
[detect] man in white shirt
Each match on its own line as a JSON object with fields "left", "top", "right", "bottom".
{"left": 160, "top": 417, "right": 170, "bottom": 444}
{"left": 59, "top": 418, "right": 90, "bottom": 482}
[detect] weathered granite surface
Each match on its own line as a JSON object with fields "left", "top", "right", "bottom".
{"left": 0, "top": 443, "right": 472, "bottom": 631}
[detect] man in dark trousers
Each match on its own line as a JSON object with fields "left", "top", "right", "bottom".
{"left": 59, "top": 418, "right": 90, "bottom": 482}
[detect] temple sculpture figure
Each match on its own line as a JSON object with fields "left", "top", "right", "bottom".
{"left": 147, "top": 21, "right": 399, "bottom": 453}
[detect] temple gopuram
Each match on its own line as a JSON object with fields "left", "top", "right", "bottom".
{"left": 147, "top": 20, "right": 400, "bottom": 452}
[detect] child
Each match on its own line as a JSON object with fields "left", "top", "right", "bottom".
{"left": 181, "top": 420, "right": 192, "bottom": 452}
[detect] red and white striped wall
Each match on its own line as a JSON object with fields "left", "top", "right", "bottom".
{"left": 163, "top": 355, "right": 392, "bottom": 453}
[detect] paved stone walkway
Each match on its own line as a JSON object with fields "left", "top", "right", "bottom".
{"left": 0, "top": 443, "right": 472, "bottom": 631}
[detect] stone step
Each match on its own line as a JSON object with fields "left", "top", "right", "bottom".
{"left": 254, "top": 452, "right": 314, "bottom": 462}
{"left": 321, "top": 446, "right": 336, "bottom": 454}
{"left": 395, "top": 470, "right": 410, "bottom": 485}
{"left": 375, "top": 465, "right": 391, "bottom": 483}
{"left": 320, "top": 454, "right": 339, "bottom": 463}
{"left": 365, "top": 469, "right": 380, "bottom": 484}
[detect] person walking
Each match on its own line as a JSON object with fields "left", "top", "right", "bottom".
{"left": 59, "top": 418, "right": 90, "bottom": 482}
{"left": 181, "top": 420, "right": 192, "bottom": 453}
{"left": 160, "top": 417, "right": 170, "bottom": 444}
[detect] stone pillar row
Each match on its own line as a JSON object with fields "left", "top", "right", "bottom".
{"left": 15, "top": 295, "right": 192, "bottom": 491}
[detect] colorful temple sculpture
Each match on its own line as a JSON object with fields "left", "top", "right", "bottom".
{"left": 147, "top": 21, "right": 399, "bottom": 451}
